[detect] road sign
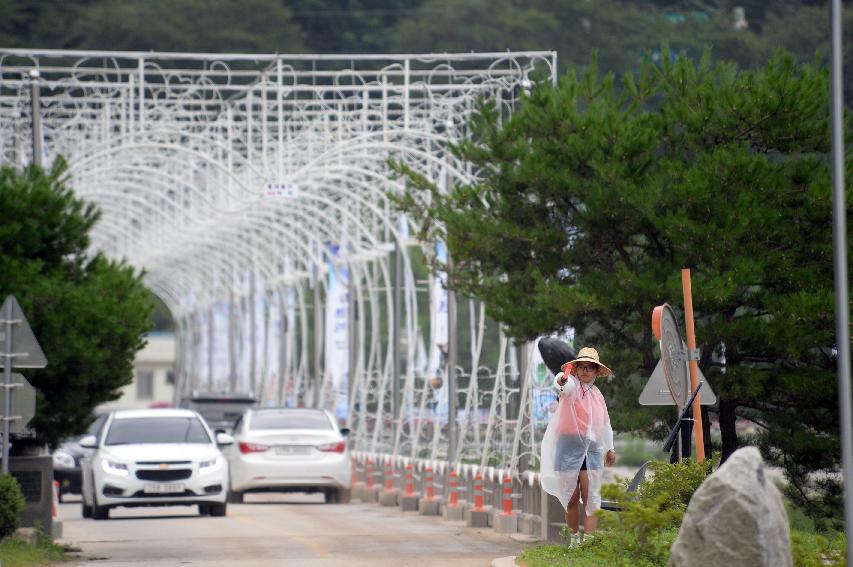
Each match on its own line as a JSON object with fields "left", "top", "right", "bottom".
{"left": 652, "top": 304, "right": 690, "bottom": 408}
{"left": 7, "top": 373, "right": 36, "bottom": 434}
{"left": 2, "top": 295, "right": 46, "bottom": 474}
{"left": 639, "top": 357, "right": 717, "bottom": 406}
{"left": 0, "top": 295, "right": 47, "bottom": 368}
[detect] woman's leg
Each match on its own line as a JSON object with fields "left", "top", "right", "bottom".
{"left": 578, "top": 471, "right": 598, "bottom": 534}
{"left": 564, "top": 480, "right": 581, "bottom": 533}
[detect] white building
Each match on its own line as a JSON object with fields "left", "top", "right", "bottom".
{"left": 98, "top": 333, "right": 176, "bottom": 411}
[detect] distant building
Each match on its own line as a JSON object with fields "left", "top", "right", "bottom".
{"left": 97, "top": 333, "right": 176, "bottom": 412}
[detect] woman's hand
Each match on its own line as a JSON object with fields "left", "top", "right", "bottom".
{"left": 556, "top": 372, "right": 568, "bottom": 387}
{"left": 605, "top": 450, "right": 616, "bottom": 466}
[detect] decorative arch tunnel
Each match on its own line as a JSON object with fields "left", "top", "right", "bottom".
{"left": 0, "top": 48, "right": 558, "bottom": 470}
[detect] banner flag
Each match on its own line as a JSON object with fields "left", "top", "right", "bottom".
{"left": 325, "top": 243, "right": 349, "bottom": 420}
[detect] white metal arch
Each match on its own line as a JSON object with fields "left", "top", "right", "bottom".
{"left": 0, "top": 48, "right": 557, "bottom": 468}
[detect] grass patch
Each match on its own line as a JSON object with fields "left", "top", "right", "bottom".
{"left": 517, "top": 526, "right": 846, "bottom": 566}
{"left": 517, "top": 527, "right": 680, "bottom": 567}
{"left": 0, "top": 536, "right": 69, "bottom": 567}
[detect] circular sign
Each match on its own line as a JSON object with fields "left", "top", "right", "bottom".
{"left": 658, "top": 304, "right": 689, "bottom": 409}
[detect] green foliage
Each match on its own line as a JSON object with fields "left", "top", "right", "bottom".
{"left": 0, "top": 474, "right": 25, "bottom": 539}
{"left": 520, "top": 526, "right": 681, "bottom": 567}
{"left": 520, "top": 527, "right": 845, "bottom": 567}
{"left": 0, "top": 162, "right": 153, "bottom": 448}
{"left": 790, "top": 530, "right": 846, "bottom": 567}
{"left": 639, "top": 458, "right": 715, "bottom": 514}
{"left": 37, "top": 0, "right": 305, "bottom": 53}
{"left": 598, "top": 458, "right": 713, "bottom": 562}
{"left": 0, "top": 536, "right": 68, "bottom": 565}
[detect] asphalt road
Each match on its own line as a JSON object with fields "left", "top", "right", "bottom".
{"left": 57, "top": 493, "right": 531, "bottom": 567}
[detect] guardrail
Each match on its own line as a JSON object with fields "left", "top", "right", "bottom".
{"left": 350, "top": 452, "right": 570, "bottom": 541}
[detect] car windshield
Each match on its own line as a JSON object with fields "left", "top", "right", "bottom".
{"left": 105, "top": 417, "right": 211, "bottom": 445}
{"left": 249, "top": 411, "right": 332, "bottom": 431}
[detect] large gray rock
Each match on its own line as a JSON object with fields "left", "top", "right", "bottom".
{"left": 669, "top": 446, "right": 792, "bottom": 567}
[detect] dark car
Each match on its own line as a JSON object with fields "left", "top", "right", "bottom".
{"left": 179, "top": 392, "right": 258, "bottom": 433}
{"left": 53, "top": 415, "right": 106, "bottom": 501}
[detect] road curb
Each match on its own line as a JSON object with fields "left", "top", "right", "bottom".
{"left": 491, "top": 556, "right": 518, "bottom": 567}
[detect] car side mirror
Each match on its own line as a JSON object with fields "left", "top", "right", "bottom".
{"left": 216, "top": 432, "right": 235, "bottom": 446}
{"left": 339, "top": 427, "right": 351, "bottom": 437}
{"left": 79, "top": 435, "right": 98, "bottom": 449}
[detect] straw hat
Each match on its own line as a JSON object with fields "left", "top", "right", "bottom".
{"left": 560, "top": 347, "right": 613, "bottom": 377}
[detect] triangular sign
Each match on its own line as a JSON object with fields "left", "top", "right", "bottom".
{"left": 0, "top": 295, "right": 47, "bottom": 369}
{"left": 639, "top": 359, "right": 716, "bottom": 406}
{"left": 9, "top": 373, "right": 36, "bottom": 434}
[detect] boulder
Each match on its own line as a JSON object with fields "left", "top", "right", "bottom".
{"left": 669, "top": 446, "right": 791, "bottom": 567}
{"left": 12, "top": 527, "right": 38, "bottom": 545}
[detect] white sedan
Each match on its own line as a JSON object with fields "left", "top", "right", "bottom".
{"left": 80, "top": 408, "right": 233, "bottom": 520}
{"left": 224, "top": 408, "right": 351, "bottom": 503}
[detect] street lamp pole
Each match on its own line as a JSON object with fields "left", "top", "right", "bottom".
{"left": 829, "top": 0, "right": 852, "bottom": 561}
{"left": 30, "top": 69, "right": 42, "bottom": 168}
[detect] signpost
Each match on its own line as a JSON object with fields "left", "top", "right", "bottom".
{"left": 1, "top": 295, "right": 47, "bottom": 474}
{"left": 647, "top": 289, "right": 708, "bottom": 463}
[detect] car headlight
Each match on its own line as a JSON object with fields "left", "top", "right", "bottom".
{"left": 100, "top": 459, "right": 129, "bottom": 477}
{"left": 53, "top": 450, "right": 75, "bottom": 469}
{"left": 199, "top": 455, "right": 224, "bottom": 474}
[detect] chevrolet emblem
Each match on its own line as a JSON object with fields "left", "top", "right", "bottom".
{"left": 159, "top": 463, "right": 168, "bottom": 470}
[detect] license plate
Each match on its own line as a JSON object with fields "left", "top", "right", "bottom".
{"left": 275, "top": 445, "right": 310, "bottom": 456}
{"left": 143, "top": 483, "right": 185, "bottom": 494}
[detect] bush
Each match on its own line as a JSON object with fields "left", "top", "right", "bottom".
{"left": 598, "top": 457, "right": 716, "bottom": 562}
{"left": 639, "top": 457, "right": 715, "bottom": 514}
{"left": 0, "top": 474, "right": 25, "bottom": 539}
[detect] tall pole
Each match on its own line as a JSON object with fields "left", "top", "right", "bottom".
{"left": 681, "top": 269, "right": 705, "bottom": 462}
{"left": 249, "top": 271, "right": 257, "bottom": 396}
{"left": 347, "top": 263, "right": 358, "bottom": 423}
{"left": 830, "top": 0, "right": 853, "bottom": 560}
{"left": 313, "top": 265, "right": 323, "bottom": 409}
{"left": 2, "top": 301, "right": 13, "bottom": 474}
{"left": 228, "top": 289, "right": 237, "bottom": 393}
{"left": 447, "top": 254, "right": 458, "bottom": 463}
{"left": 30, "top": 69, "right": 42, "bottom": 168}
{"left": 392, "top": 244, "right": 403, "bottom": 441}
{"left": 207, "top": 307, "right": 214, "bottom": 391}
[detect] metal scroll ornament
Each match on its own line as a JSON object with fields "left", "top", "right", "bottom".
{"left": 652, "top": 304, "right": 690, "bottom": 409}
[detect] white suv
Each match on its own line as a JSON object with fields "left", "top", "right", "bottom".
{"left": 80, "top": 408, "right": 233, "bottom": 520}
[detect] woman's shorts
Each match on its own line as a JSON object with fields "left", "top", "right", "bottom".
{"left": 555, "top": 435, "right": 603, "bottom": 472}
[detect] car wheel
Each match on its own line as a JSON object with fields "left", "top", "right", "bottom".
{"left": 226, "top": 489, "right": 243, "bottom": 504}
{"left": 198, "top": 504, "right": 211, "bottom": 516}
{"left": 208, "top": 502, "right": 227, "bottom": 517}
{"left": 337, "top": 488, "right": 351, "bottom": 504}
{"left": 81, "top": 501, "right": 92, "bottom": 518}
{"left": 92, "top": 495, "right": 109, "bottom": 520}
{"left": 324, "top": 489, "right": 339, "bottom": 504}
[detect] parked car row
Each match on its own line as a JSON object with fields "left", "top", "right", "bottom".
{"left": 55, "top": 407, "right": 351, "bottom": 520}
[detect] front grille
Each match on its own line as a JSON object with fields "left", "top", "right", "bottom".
{"left": 136, "top": 469, "right": 192, "bottom": 481}
{"left": 136, "top": 461, "right": 191, "bottom": 465}
{"left": 131, "top": 490, "right": 195, "bottom": 498}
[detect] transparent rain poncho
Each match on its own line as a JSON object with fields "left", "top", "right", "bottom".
{"left": 540, "top": 371, "right": 614, "bottom": 514}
